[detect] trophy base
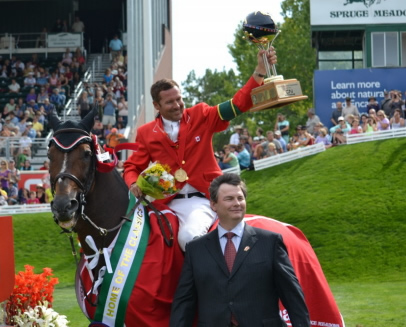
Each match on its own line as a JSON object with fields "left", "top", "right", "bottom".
{"left": 250, "top": 78, "right": 308, "bottom": 112}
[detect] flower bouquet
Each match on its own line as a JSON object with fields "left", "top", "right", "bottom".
{"left": 136, "top": 162, "right": 178, "bottom": 199}
{"left": 2, "top": 265, "right": 68, "bottom": 326}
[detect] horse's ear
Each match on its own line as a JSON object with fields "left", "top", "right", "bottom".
{"left": 49, "top": 110, "right": 62, "bottom": 131}
{"left": 81, "top": 106, "right": 99, "bottom": 132}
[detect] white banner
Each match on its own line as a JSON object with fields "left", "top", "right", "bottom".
{"left": 311, "top": 0, "right": 406, "bottom": 26}
{"left": 47, "top": 33, "right": 82, "bottom": 48}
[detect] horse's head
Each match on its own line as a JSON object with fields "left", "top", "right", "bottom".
{"left": 48, "top": 108, "right": 98, "bottom": 230}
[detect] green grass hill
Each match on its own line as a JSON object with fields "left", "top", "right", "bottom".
{"left": 8, "top": 137, "right": 406, "bottom": 326}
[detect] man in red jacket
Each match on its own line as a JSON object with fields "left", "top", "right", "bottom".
{"left": 124, "top": 48, "right": 277, "bottom": 251}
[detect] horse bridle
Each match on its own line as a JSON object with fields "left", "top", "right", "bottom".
{"left": 51, "top": 127, "right": 174, "bottom": 242}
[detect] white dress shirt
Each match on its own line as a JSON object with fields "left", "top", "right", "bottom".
{"left": 218, "top": 221, "right": 245, "bottom": 253}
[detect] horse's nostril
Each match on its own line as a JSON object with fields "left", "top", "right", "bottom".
{"left": 69, "top": 199, "right": 79, "bottom": 212}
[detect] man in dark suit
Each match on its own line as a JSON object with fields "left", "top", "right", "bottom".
{"left": 170, "top": 173, "right": 310, "bottom": 327}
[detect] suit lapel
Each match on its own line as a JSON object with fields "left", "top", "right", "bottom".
{"left": 205, "top": 229, "right": 230, "bottom": 277}
{"left": 230, "top": 224, "right": 258, "bottom": 277}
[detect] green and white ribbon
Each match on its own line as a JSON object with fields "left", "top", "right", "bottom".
{"left": 94, "top": 194, "right": 150, "bottom": 327}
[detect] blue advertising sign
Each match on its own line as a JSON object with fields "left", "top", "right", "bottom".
{"left": 314, "top": 68, "right": 406, "bottom": 127}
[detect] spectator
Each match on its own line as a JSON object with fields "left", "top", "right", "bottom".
{"left": 77, "top": 91, "right": 91, "bottom": 119}
{"left": 8, "top": 78, "right": 20, "bottom": 93}
{"left": 91, "top": 119, "right": 104, "bottom": 143}
{"left": 52, "top": 18, "right": 63, "bottom": 33}
{"left": 315, "top": 128, "right": 332, "bottom": 149}
{"left": 61, "top": 48, "right": 73, "bottom": 65}
{"left": 25, "top": 88, "right": 37, "bottom": 103}
{"left": 236, "top": 143, "right": 250, "bottom": 170}
{"left": 109, "top": 34, "right": 123, "bottom": 61}
{"left": 229, "top": 125, "right": 243, "bottom": 145}
{"left": 7, "top": 182, "right": 18, "bottom": 205}
{"left": 24, "top": 72, "right": 36, "bottom": 87}
{"left": 117, "top": 96, "right": 128, "bottom": 127}
{"left": 106, "top": 127, "right": 125, "bottom": 149}
{"left": 0, "top": 159, "right": 11, "bottom": 194}
{"left": 376, "top": 110, "right": 390, "bottom": 131}
{"left": 330, "top": 116, "right": 350, "bottom": 145}
{"left": 18, "top": 188, "right": 29, "bottom": 204}
{"left": 102, "top": 94, "right": 117, "bottom": 128}
{"left": 349, "top": 118, "right": 362, "bottom": 134}
{"left": 37, "top": 27, "right": 48, "bottom": 48}
{"left": 359, "top": 113, "right": 368, "bottom": 129}
{"left": 35, "top": 184, "right": 46, "bottom": 203}
{"left": 21, "top": 159, "right": 33, "bottom": 171}
{"left": 331, "top": 102, "right": 344, "bottom": 126}
{"left": 2, "top": 98, "right": 16, "bottom": 119}
{"left": 27, "top": 191, "right": 40, "bottom": 204}
{"left": 343, "top": 97, "right": 359, "bottom": 119}
{"left": 32, "top": 114, "right": 44, "bottom": 137}
{"left": 380, "top": 91, "right": 391, "bottom": 116}
{"left": 388, "top": 90, "right": 404, "bottom": 118}
{"left": 390, "top": 109, "right": 405, "bottom": 129}
{"left": 274, "top": 130, "right": 287, "bottom": 152}
{"left": 266, "top": 142, "right": 278, "bottom": 157}
{"left": 0, "top": 186, "right": 8, "bottom": 206}
{"left": 103, "top": 68, "right": 114, "bottom": 84}
{"left": 298, "top": 126, "right": 314, "bottom": 147}
{"left": 37, "top": 87, "right": 49, "bottom": 103}
{"left": 19, "top": 130, "right": 33, "bottom": 156}
{"left": 261, "top": 130, "right": 282, "bottom": 156}
{"left": 275, "top": 113, "right": 290, "bottom": 143}
{"left": 8, "top": 111, "right": 19, "bottom": 126}
{"left": 8, "top": 159, "right": 20, "bottom": 186}
{"left": 305, "top": 108, "right": 320, "bottom": 135}
{"left": 71, "top": 16, "right": 85, "bottom": 33}
{"left": 39, "top": 160, "right": 49, "bottom": 171}
{"left": 74, "top": 47, "right": 86, "bottom": 66}
{"left": 287, "top": 132, "right": 300, "bottom": 151}
{"left": 50, "top": 88, "right": 64, "bottom": 113}
{"left": 366, "top": 96, "right": 379, "bottom": 113}
{"left": 252, "top": 142, "right": 265, "bottom": 160}
{"left": 3, "top": 116, "right": 19, "bottom": 136}
{"left": 48, "top": 71, "right": 59, "bottom": 87}
{"left": 219, "top": 144, "right": 239, "bottom": 170}
{"left": 312, "top": 122, "right": 325, "bottom": 140}
{"left": 242, "top": 128, "right": 253, "bottom": 147}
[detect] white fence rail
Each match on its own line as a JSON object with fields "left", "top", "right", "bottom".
{"left": 253, "top": 142, "right": 326, "bottom": 171}
{"left": 0, "top": 204, "right": 51, "bottom": 216}
{"left": 222, "top": 165, "right": 241, "bottom": 175}
{"left": 346, "top": 127, "right": 406, "bottom": 144}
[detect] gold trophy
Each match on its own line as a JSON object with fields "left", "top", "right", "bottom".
{"left": 243, "top": 11, "right": 308, "bottom": 112}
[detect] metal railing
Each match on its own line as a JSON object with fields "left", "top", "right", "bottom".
{"left": 0, "top": 32, "right": 84, "bottom": 58}
{"left": 0, "top": 136, "right": 48, "bottom": 162}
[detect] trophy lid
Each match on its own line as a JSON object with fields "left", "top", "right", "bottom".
{"left": 243, "top": 11, "right": 278, "bottom": 43}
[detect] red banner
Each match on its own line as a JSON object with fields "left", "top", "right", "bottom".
{"left": 19, "top": 171, "right": 50, "bottom": 192}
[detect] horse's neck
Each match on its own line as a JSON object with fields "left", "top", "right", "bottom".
{"left": 77, "top": 169, "right": 129, "bottom": 257}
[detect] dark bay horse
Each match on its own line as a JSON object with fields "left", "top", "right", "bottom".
{"left": 48, "top": 108, "right": 183, "bottom": 326}
{"left": 49, "top": 108, "right": 344, "bottom": 327}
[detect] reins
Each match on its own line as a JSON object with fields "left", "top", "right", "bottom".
{"left": 50, "top": 128, "right": 175, "bottom": 308}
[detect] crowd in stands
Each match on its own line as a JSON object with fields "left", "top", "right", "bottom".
{"left": 0, "top": 157, "right": 51, "bottom": 206}
{"left": 0, "top": 47, "right": 86, "bottom": 149}
{"left": 87, "top": 45, "right": 128, "bottom": 152}
{"left": 216, "top": 89, "right": 406, "bottom": 171}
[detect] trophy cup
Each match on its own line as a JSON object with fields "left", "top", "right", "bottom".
{"left": 243, "top": 11, "right": 308, "bottom": 112}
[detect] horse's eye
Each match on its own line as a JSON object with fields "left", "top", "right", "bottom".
{"left": 85, "top": 150, "right": 93, "bottom": 158}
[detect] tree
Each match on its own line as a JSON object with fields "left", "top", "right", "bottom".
{"left": 181, "top": 0, "right": 316, "bottom": 147}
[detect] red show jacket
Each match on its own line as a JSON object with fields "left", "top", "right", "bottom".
{"left": 123, "top": 77, "right": 260, "bottom": 201}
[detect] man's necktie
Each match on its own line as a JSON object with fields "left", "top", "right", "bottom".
{"left": 224, "top": 232, "right": 236, "bottom": 273}
{"left": 224, "top": 232, "right": 239, "bottom": 326}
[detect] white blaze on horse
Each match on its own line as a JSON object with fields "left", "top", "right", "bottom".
{"left": 49, "top": 108, "right": 344, "bottom": 327}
